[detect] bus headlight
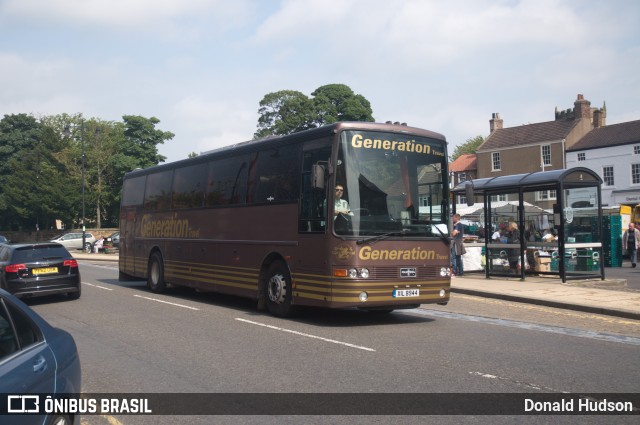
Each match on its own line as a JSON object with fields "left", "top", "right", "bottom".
{"left": 359, "top": 268, "right": 369, "bottom": 279}
{"left": 359, "top": 292, "right": 368, "bottom": 302}
{"left": 440, "top": 267, "right": 451, "bottom": 277}
{"left": 439, "top": 289, "right": 446, "bottom": 298}
{"left": 348, "top": 268, "right": 358, "bottom": 278}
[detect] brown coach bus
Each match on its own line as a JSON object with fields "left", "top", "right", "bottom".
{"left": 119, "top": 121, "right": 452, "bottom": 317}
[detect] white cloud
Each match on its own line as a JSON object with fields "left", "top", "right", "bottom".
{"left": 0, "top": 0, "right": 255, "bottom": 35}
{"left": 0, "top": 0, "right": 639, "bottom": 161}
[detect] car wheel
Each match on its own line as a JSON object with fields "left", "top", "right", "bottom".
{"left": 264, "top": 260, "right": 298, "bottom": 318}
{"left": 84, "top": 242, "right": 92, "bottom": 253}
{"left": 148, "top": 252, "right": 167, "bottom": 293}
{"left": 48, "top": 414, "right": 72, "bottom": 425}
{"left": 67, "top": 285, "right": 81, "bottom": 300}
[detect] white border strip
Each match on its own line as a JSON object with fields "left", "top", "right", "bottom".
{"left": 82, "top": 282, "right": 113, "bottom": 291}
{"left": 235, "top": 318, "right": 376, "bottom": 352}
{"left": 134, "top": 295, "right": 200, "bottom": 311}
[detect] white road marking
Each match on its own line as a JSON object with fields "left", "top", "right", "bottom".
{"left": 133, "top": 295, "right": 200, "bottom": 310}
{"left": 406, "top": 308, "right": 640, "bottom": 346}
{"left": 82, "top": 282, "right": 114, "bottom": 291}
{"left": 235, "top": 318, "right": 376, "bottom": 352}
{"left": 469, "top": 371, "right": 568, "bottom": 393}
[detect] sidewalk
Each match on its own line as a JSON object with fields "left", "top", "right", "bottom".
{"left": 452, "top": 271, "right": 640, "bottom": 320}
{"left": 72, "top": 251, "right": 640, "bottom": 320}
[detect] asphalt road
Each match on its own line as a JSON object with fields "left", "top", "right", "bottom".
{"left": 23, "top": 261, "right": 640, "bottom": 425}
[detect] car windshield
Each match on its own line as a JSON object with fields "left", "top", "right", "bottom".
{"left": 334, "top": 130, "right": 449, "bottom": 238}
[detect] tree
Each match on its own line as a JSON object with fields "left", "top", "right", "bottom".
{"left": 310, "top": 84, "right": 374, "bottom": 127}
{"left": 450, "top": 135, "right": 485, "bottom": 161}
{"left": 255, "top": 84, "right": 374, "bottom": 138}
{"left": 121, "top": 115, "right": 173, "bottom": 168}
{"left": 255, "top": 90, "right": 314, "bottom": 138}
{"left": 0, "top": 114, "right": 44, "bottom": 229}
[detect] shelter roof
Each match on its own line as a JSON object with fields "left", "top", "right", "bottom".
{"left": 452, "top": 167, "right": 602, "bottom": 195}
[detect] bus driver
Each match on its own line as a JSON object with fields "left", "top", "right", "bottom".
{"left": 334, "top": 184, "right": 352, "bottom": 218}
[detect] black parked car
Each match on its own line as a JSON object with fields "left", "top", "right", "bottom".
{"left": 107, "top": 231, "right": 120, "bottom": 249}
{"left": 0, "top": 243, "right": 81, "bottom": 300}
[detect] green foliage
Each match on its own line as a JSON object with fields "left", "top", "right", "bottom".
{"left": 310, "top": 84, "right": 374, "bottom": 126}
{"left": 255, "top": 90, "right": 314, "bottom": 138}
{"left": 450, "top": 135, "right": 485, "bottom": 161}
{"left": 255, "top": 84, "right": 374, "bottom": 138}
{"left": 122, "top": 115, "right": 172, "bottom": 168}
{"left": 0, "top": 113, "right": 174, "bottom": 231}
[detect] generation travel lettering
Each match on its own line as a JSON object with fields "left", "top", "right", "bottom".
{"left": 351, "top": 134, "right": 445, "bottom": 157}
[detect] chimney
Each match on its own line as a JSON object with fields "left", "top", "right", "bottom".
{"left": 489, "top": 113, "right": 503, "bottom": 133}
{"left": 573, "top": 94, "right": 591, "bottom": 120}
{"left": 593, "top": 101, "right": 607, "bottom": 128}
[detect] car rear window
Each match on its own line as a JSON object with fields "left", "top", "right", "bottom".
{"left": 11, "top": 245, "right": 71, "bottom": 263}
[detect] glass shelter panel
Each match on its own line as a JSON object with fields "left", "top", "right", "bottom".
{"left": 485, "top": 192, "right": 523, "bottom": 276}
{"left": 563, "top": 186, "right": 602, "bottom": 276}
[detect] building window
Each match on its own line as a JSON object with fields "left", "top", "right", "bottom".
{"left": 490, "top": 194, "right": 508, "bottom": 202}
{"left": 634, "top": 145, "right": 640, "bottom": 155}
{"left": 577, "top": 153, "right": 586, "bottom": 161}
{"left": 541, "top": 145, "right": 551, "bottom": 166}
{"left": 633, "top": 164, "right": 640, "bottom": 184}
{"left": 458, "top": 195, "right": 467, "bottom": 205}
{"left": 491, "top": 152, "right": 501, "bottom": 171}
{"left": 536, "top": 190, "right": 557, "bottom": 201}
{"left": 458, "top": 172, "right": 466, "bottom": 183}
{"left": 603, "top": 166, "right": 614, "bottom": 186}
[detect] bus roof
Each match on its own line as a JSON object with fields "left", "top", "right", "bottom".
{"left": 123, "top": 121, "right": 447, "bottom": 179}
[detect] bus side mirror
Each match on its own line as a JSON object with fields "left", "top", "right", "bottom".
{"left": 312, "top": 164, "right": 325, "bottom": 189}
{"left": 464, "top": 181, "right": 474, "bottom": 206}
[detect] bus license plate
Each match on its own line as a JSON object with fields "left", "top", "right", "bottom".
{"left": 393, "top": 289, "right": 419, "bottom": 298}
{"left": 33, "top": 267, "right": 58, "bottom": 275}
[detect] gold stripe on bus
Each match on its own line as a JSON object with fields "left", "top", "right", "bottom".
{"left": 171, "top": 267, "right": 259, "bottom": 284}
{"left": 165, "top": 267, "right": 258, "bottom": 286}
{"left": 165, "top": 271, "right": 257, "bottom": 291}
{"left": 167, "top": 261, "right": 259, "bottom": 277}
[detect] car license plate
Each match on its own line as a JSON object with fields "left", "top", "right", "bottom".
{"left": 393, "top": 289, "right": 419, "bottom": 298}
{"left": 33, "top": 267, "right": 58, "bottom": 275}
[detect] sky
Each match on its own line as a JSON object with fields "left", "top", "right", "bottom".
{"left": 1, "top": 0, "right": 639, "bottom": 164}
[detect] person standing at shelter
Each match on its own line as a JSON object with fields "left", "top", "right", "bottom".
{"left": 622, "top": 222, "right": 640, "bottom": 268}
{"left": 506, "top": 221, "right": 521, "bottom": 272}
{"left": 451, "top": 214, "right": 464, "bottom": 276}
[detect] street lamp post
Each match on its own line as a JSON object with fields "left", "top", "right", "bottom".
{"left": 81, "top": 120, "right": 86, "bottom": 252}
{"left": 64, "top": 119, "right": 87, "bottom": 252}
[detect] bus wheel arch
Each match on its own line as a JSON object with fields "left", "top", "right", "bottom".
{"left": 260, "top": 255, "right": 297, "bottom": 318}
{"left": 147, "top": 249, "right": 167, "bottom": 293}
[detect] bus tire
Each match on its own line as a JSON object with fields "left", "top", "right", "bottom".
{"left": 148, "top": 252, "right": 167, "bottom": 293}
{"left": 265, "top": 261, "right": 297, "bottom": 318}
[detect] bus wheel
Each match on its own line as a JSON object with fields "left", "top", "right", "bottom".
{"left": 265, "top": 261, "right": 297, "bottom": 318}
{"left": 148, "top": 252, "right": 167, "bottom": 293}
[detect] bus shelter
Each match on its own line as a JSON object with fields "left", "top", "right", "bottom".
{"left": 452, "top": 168, "right": 604, "bottom": 283}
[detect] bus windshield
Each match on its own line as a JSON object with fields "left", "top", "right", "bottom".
{"left": 335, "top": 130, "right": 449, "bottom": 238}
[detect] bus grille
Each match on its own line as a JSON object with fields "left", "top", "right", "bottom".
{"left": 370, "top": 266, "right": 440, "bottom": 279}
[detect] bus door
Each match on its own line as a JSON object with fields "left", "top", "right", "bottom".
{"left": 299, "top": 141, "right": 332, "bottom": 233}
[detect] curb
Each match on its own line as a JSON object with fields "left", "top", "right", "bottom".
{"left": 451, "top": 287, "right": 640, "bottom": 321}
